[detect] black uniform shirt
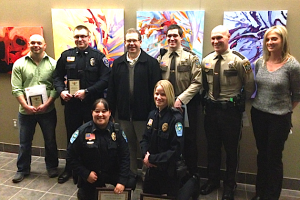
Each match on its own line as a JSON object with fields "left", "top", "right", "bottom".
{"left": 67, "top": 121, "right": 130, "bottom": 186}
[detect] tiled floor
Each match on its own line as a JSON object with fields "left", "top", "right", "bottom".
{"left": 0, "top": 151, "right": 299, "bottom": 200}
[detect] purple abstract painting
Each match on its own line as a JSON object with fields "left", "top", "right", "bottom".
{"left": 223, "top": 10, "right": 288, "bottom": 65}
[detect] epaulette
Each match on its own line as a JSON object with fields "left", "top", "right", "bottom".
{"left": 183, "top": 48, "right": 196, "bottom": 56}
{"left": 171, "top": 107, "right": 183, "bottom": 120}
{"left": 203, "top": 50, "right": 215, "bottom": 58}
{"left": 159, "top": 48, "right": 168, "bottom": 57}
{"left": 232, "top": 51, "right": 245, "bottom": 59}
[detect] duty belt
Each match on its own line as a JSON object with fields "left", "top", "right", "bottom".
{"left": 206, "top": 99, "right": 237, "bottom": 110}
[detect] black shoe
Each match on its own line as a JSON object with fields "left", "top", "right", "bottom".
{"left": 47, "top": 168, "right": 59, "bottom": 178}
{"left": 222, "top": 189, "right": 235, "bottom": 200}
{"left": 58, "top": 171, "right": 71, "bottom": 184}
{"left": 200, "top": 181, "right": 220, "bottom": 195}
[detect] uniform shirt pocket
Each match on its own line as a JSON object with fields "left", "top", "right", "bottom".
{"left": 223, "top": 69, "right": 238, "bottom": 85}
{"left": 65, "top": 63, "right": 77, "bottom": 78}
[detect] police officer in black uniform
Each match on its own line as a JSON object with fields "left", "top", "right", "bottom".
{"left": 67, "top": 98, "right": 136, "bottom": 200}
{"left": 53, "top": 25, "right": 111, "bottom": 183}
{"left": 140, "top": 80, "right": 184, "bottom": 197}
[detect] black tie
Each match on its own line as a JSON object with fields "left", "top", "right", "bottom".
{"left": 169, "top": 51, "right": 177, "bottom": 88}
{"left": 213, "top": 55, "right": 222, "bottom": 99}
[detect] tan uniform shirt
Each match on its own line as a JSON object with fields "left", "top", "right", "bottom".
{"left": 158, "top": 47, "right": 202, "bottom": 105}
{"left": 201, "top": 49, "right": 255, "bottom": 101}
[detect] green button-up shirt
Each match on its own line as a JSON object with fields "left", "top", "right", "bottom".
{"left": 11, "top": 52, "right": 58, "bottom": 115}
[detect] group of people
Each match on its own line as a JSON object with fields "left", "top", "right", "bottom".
{"left": 10, "top": 22, "right": 300, "bottom": 200}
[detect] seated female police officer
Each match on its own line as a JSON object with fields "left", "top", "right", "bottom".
{"left": 140, "top": 80, "right": 184, "bottom": 197}
{"left": 67, "top": 98, "right": 136, "bottom": 200}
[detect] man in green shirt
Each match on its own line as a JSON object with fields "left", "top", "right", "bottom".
{"left": 11, "top": 34, "right": 59, "bottom": 183}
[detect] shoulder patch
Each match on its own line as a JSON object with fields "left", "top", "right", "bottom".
{"left": 175, "top": 122, "right": 183, "bottom": 137}
{"left": 102, "top": 57, "right": 109, "bottom": 67}
{"left": 122, "top": 131, "right": 128, "bottom": 142}
{"left": 243, "top": 60, "right": 252, "bottom": 73}
{"left": 232, "top": 51, "right": 245, "bottom": 59}
{"left": 70, "top": 130, "right": 79, "bottom": 144}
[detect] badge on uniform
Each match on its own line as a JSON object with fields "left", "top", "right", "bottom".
{"left": 103, "top": 57, "right": 109, "bottom": 67}
{"left": 175, "top": 122, "right": 183, "bottom": 137}
{"left": 90, "top": 58, "right": 95, "bottom": 66}
{"left": 67, "top": 56, "right": 75, "bottom": 62}
{"left": 162, "top": 123, "right": 168, "bottom": 132}
{"left": 228, "top": 60, "right": 237, "bottom": 69}
{"left": 111, "top": 132, "right": 116, "bottom": 141}
{"left": 243, "top": 60, "right": 252, "bottom": 73}
{"left": 147, "top": 119, "right": 153, "bottom": 126}
{"left": 70, "top": 130, "right": 79, "bottom": 144}
{"left": 122, "top": 131, "right": 128, "bottom": 142}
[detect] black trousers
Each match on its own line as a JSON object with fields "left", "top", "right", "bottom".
{"left": 204, "top": 103, "right": 242, "bottom": 189}
{"left": 251, "top": 107, "right": 291, "bottom": 200}
{"left": 183, "top": 99, "right": 200, "bottom": 175}
{"left": 77, "top": 172, "right": 137, "bottom": 200}
{"left": 143, "top": 168, "right": 180, "bottom": 197}
{"left": 64, "top": 98, "right": 92, "bottom": 171}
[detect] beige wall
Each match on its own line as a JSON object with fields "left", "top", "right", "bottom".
{"left": 1, "top": 0, "right": 300, "bottom": 179}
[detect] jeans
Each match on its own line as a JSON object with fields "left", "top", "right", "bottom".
{"left": 17, "top": 109, "right": 58, "bottom": 173}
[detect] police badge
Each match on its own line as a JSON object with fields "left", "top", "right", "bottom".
{"left": 90, "top": 58, "right": 95, "bottom": 66}
{"left": 111, "top": 132, "right": 116, "bottom": 141}
{"left": 162, "top": 123, "right": 168, "bottom": 132}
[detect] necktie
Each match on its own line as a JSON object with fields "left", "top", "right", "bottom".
{"left": 169, "top": 51, "right": 177, "bottom": 88}
{"left": 213, "top": 55, "right": 222, "bottom": 99}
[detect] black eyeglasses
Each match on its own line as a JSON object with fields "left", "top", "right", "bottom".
{"left": 74, "top": 35, "right": 88, "bottom": 39}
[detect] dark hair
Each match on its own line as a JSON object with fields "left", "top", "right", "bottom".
{"left": 126, "top": 28, "right": 142, "bottom": 40}
{"left": 91, "top": 98, "right": 114, "bottom": 122}
{"left": 91, "top": 98, "right": 110, "bottom": 111}
{"left": 74, "top": 25, "right": 90, "bottom": 36}
{"left": 167, "top": 24, "right": 183, "bottom": 37}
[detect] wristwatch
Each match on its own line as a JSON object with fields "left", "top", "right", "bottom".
{"left": 84, "top": 89, "right": 89, "bottom": 95}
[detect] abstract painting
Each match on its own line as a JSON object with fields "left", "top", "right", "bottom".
{"left": 51, "top": 9, "right": 124, "bottom": 66}
{"left": 223, "top": 10, "right": 288, "bottom": 65}
{"left": 137, "top": 11, "right": 205, "bottom": 60}
{"left": 0, "top": 26, "right": 43, "bottom": 73}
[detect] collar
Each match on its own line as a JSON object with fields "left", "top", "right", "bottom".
{"left": 213, "top": 49, "right": 230, "bottom": 60}
{"left": 91, "top": 121, "right": 112, "bottom": 133}
{"left": 75, "top": 46, "right": 90, "bottom": 55}
{"left": 156, "top": 106, "right": 169, "bottom": 118}
{"left": 25, "top": 52, "right": 49, "bottom": 61}
{"left": 168, "top": 46, "right": 183, "bottom": 56}
{"left": 127, "top": 50, "right": 141, "bottom": 64}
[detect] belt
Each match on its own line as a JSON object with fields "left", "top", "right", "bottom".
{"left": 206, "top": 99, "right": 236, "bottom": 109}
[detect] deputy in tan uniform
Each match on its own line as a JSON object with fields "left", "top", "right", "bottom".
{"left": 199, "top": 25, "right": 255, "bottom": 200}
{"left": 157, "top": 24, "right": 202, "bottom": 177}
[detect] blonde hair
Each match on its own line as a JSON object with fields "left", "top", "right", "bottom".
{"left": 154, "top": 80, "right": 175, "bottom": 108}
{"left": 263, "top": 25, "right": 291, "bottom": 62}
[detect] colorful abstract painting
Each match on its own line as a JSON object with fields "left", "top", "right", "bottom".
{"left": 0, "top": 26, "right": 43, "bottom": 73}
{"left": 137, "top": 11, "right": 205, "bottom": 60}
{"left": 51, "top": 9, "right": 124, "bottom": 66}
{"left": 223, "top": 10, "right": 288, "bottom": 65}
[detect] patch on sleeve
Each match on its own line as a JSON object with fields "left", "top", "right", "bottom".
{"left": 175, "top": 122, "right": 183, "bottom": 137}
{"left": 102, "top": 57, "right": 109, "bottom": 67}
{"left": 243, "top": 60, "right": 252, "bottom": 73}
{"left": 70, "top": 130, "right": 79, "bottom": 144}
{"left": 122, "top": 131, "right": 128, "bottom": 142}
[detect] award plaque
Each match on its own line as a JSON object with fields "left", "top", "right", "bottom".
{"left": 29, "top": 95, "right": 43, "bottom": 108}
{"left": 140, "top": 193, "right": 176, "bottom": 200}
{"left": 96, "top": 188, "right": 131, "bottom": 200}
{"left": 68, "top": 79, "right": 80, "bottom": 95}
